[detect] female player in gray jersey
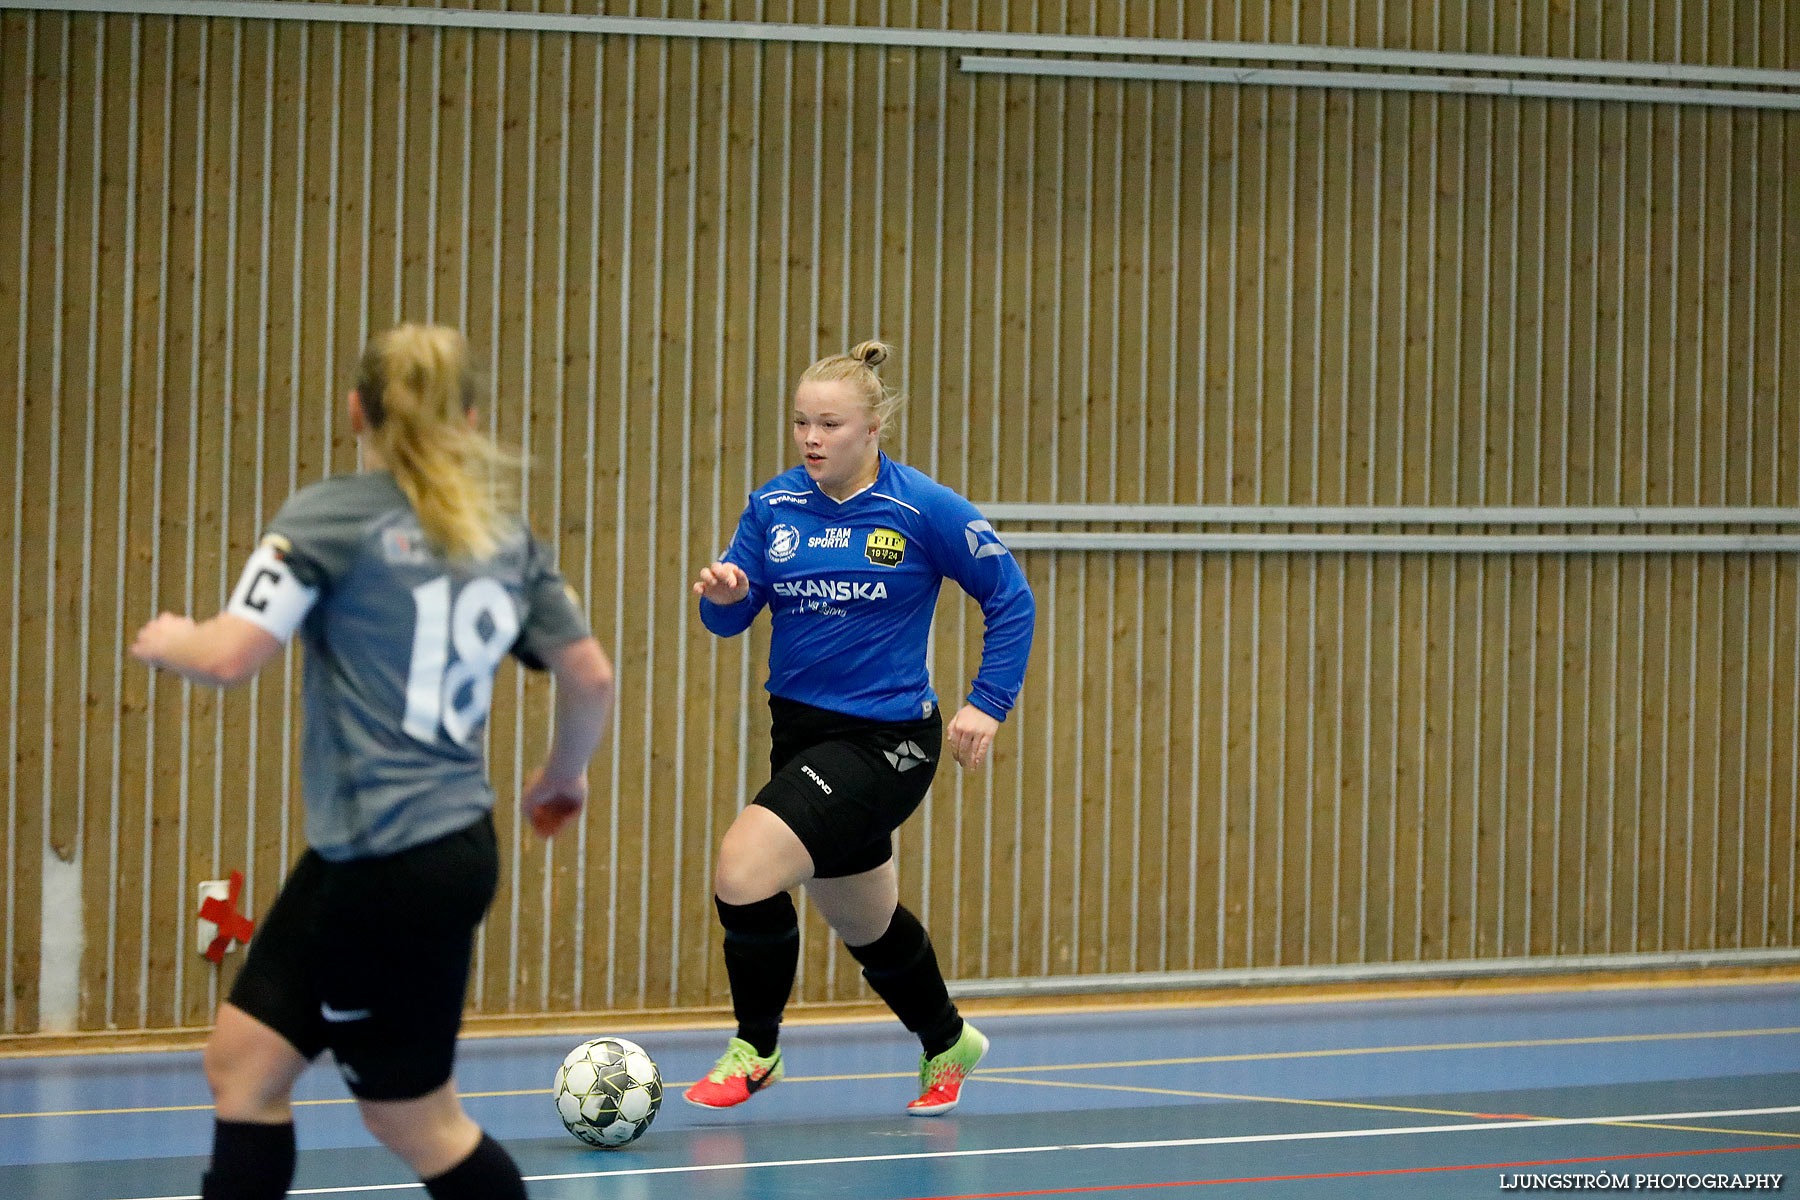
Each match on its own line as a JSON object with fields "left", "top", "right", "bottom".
{"left": 131, "top": 324, "right": 614, "bottom": 1200}
{"left": 688, "top": 341, "right": 1035, "bottom": 1116}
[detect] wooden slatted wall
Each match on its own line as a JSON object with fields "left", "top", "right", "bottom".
{"left": 0, "top": 0, "right": 1796, "bottom": 1037}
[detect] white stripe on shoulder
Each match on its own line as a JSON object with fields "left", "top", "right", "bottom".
{"left": 758, "top": 489, "right": 812, "bottom": 502}
{"left": 870, "top": 491, "right": 923, "bottom": 515}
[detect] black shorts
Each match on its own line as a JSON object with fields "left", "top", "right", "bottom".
{"left": 227, "top": 814, "right": 499, "bottom": 1101}
{"left": 753, "top": 695, "right": 943, "bottom": 879}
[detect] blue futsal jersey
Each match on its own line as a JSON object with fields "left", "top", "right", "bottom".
{"left": 700, "top": 453, "right": 1035, "bottom": 723}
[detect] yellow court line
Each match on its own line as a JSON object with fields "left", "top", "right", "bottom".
{"left": 985, "top": 1075, "right": 1800, "bottom": 1141}
{"left": 976, "top": 1024, "right": 1800, "bottom": 1075}
{"left": 0, "top": 1077, "right": 1491, "bottom": 1122}
{"left": 0, "top": 1096, "right": 365, "bottom": 1120}
{"left": 1595, "top": 1120, "right": 1800, "bottom": 1139}
{"left": 704, "top": 1024, "right": 1800, "bottom": 1088}
{"left": 1, "top": 1102, "right": 218, "bottom": 1119}
{"left": 0, "top": 1080, "right": 857, "bottom": 1119}
{"left": 32, "top": 1086, "right": 1795, "bottom": 1144}
{"left": 457, "top": 1088, "right": 548, "bottom": 1099}
{"left": 8, "top": 1023, "right": 1800, "bottom": 1121}
{"left": 984, "top": 1074, "right": 1504, "bottom": 1120}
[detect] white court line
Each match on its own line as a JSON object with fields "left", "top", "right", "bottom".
{"left": 113, "top": 1102, "right": 1800, "bottom": 1199}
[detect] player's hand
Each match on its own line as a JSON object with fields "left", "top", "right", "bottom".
{"left": 129, "top": 612, "right": 197, "bottom": 669}
{"left": 692, "top": 562, "right": 750, "bottom": 605}
{"left": 523, "top": 767, "right": 588, "bottom": 838}
{"left": 946, "top": 705, "right": 1001, "bottom": 770}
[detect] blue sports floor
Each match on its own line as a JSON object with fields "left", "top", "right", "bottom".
{"left": 5, "top": 980, "right": 1800, "bottom": 1198}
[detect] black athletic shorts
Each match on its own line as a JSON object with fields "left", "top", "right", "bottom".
{"left": 752, "top": 695, "right": 943, "bottom": 879}
{"left": 227, "top": 813, "right": 499, "bottom": 1101}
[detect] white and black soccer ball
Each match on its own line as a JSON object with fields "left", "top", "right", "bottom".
{"left": 553, "top": 1037, "right": 664, "bottom": 1149}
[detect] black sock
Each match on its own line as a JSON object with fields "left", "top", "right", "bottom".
{"left": 423, "top": 1132, "right": 527, "bottom": 1200}
{"left": 846, "top": 905, "right": 964, "bottom": 1058}
{"left": 199, "top": 1119, "right": 296, "bottom": 1200}
{"left": 716, "top": 893, "right": 799, "bottom": 1057}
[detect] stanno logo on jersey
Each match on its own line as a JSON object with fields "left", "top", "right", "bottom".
{"left": 767, "top": 493, "right": 809, "bottom": 506}
{"left": 809, "top": 527, "right": 852, "bottom": 549}
{"left": 865, "top": 528, "right": 907, "bottom": 567}
{"left": 768, "top": 523, "right": 801, "bottom": 562}
{"left": 964, "top": 519, "right": 1010, "bottom": 559}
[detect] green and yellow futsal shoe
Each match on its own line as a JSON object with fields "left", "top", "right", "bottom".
{"left": 907, "top": 1021, "right": 989, "bottom": 1115}
{"left": 683, "top": 1037, "right": 784, "bottom": 1109}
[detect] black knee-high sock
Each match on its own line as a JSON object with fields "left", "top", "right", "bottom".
{"left": 716, "top": 893, "right": 799, "bottom": 1057}
{"left": 846, "top": 905, "right": 963, "bottom": 1058}
{"left": 200, "top": 1119, "right": 296, "bottom": 1200}
{"left": 423, "top": 1131, "right": 527, "bottom": 1200}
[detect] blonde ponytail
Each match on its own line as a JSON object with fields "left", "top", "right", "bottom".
{"left": 356, "top": 324, "right": 520, "bottom": 560}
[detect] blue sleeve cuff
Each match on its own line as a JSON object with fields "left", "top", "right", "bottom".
{"left": 966, "top": 691, "right": 1010, "bottom": 722}
{"left": 699, "top": 596, "right": 756, "bottom": 637}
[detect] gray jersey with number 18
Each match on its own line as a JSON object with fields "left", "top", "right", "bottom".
{"left": 226, "top": 471, "right": 588, "bottom": 861}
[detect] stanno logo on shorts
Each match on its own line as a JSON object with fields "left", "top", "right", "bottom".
{"left": 801, "top": 764, "right": 833, "bottom": 794}
{"left": 884, "top": 740, "right": 927, "bottom": 773}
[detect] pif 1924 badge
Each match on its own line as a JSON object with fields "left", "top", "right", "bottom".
{"left": 865, "top": 528, "right": 906, "bottom": 567}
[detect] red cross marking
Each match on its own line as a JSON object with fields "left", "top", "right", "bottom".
{"left": 199, "top": 870, "right": 256, "bottom": 964}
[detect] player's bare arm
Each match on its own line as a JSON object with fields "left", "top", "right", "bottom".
{"left": 524, "top": 635, "right": 616, "bottom": 839}
{"left": 130, "top": 611, "right": 283, "bottom": 688}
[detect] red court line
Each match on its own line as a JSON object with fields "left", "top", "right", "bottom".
{"left": 894, "top": 1140, "right": 1800, "bottom": 1199}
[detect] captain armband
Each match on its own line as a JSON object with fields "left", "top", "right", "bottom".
{"left": 226, "top": 537, "right": 319, "bottom": 641}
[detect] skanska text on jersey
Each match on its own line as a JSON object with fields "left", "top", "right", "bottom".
{"left": 772, "top": 579, "right": 890, "bottom": 601}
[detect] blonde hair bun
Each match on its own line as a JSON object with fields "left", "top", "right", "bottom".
{"left": 798, "top": 340, "right": 903, "bottom": 438}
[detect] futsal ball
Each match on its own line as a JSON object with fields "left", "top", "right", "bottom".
{"left": 553, "top": 1037, "right": 664, "bottom": 1149}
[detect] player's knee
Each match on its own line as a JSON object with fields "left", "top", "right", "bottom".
{"left": 830, "top": 908, "right": 892, "bottom": 948}
{"left": 714, "top": 805, "right": 811, "bottom": 903}
{"left": 357, "top": 1101, "right": 432, "bottom": 1157}
{"left": 201, "top": 1035, "right": 240, "bottom": 1102}
{"left": 359, "top": 1099, "right": 479, "bottom": 1177}
{"left": 357, "top": 1102, "right": 401, "bottom": 1147}
{"left": 203, "top": 1035, "right": 284, "bottom": 1118}
{"left": 713, "top": 852, "right": 780, "bottom": 906}
{"left": 713, "top": 823, "right": 780, "bottom": 903}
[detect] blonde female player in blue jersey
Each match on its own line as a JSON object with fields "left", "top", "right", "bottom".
{"left": 131, "top": 324, "right": 615, "bottom": 1200}
{"left": 688, "top": 341, "right": 1035, "bottom": 1115}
